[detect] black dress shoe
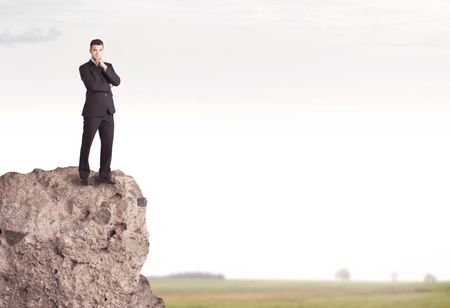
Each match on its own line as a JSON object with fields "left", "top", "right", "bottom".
{"left": 98, "top": 176, "right": 116, "bottom": 185}
{"left": 80, "top": 178, "right": 89, "bottom": 186}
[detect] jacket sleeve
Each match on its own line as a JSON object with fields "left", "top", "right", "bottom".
{"left": 79, "top": 65, "right": 111, "bottom": 92}
{"left": 102, "top": 63, "right": 121, "bottom": 86}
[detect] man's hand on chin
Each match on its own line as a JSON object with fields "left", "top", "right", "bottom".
{"left": 96, "top": 58, "right": 108, "bottom": 70}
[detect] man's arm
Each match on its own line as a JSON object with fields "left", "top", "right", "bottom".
{"left": 102, "top": 63, "right": 121, "bottom": 86}
{"left": 79, "top": 65, "right": 111, "bottom": 92}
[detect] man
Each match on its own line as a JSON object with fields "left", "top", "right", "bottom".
{"left": 78, "top": 38, "right": 121, "bottom": 186}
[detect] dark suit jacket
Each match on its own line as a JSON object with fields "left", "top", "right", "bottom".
{"left": 79, "top": 60, "right": 121, "bottom": 116}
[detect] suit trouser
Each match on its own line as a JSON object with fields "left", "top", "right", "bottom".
{"left": 78, "top": 112, "right": 114, "bottom": 180}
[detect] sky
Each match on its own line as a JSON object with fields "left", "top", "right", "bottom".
{"left": 1, "top": 0, "right": 450, "bottom": 281}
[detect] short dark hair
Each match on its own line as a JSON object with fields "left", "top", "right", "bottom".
{"left": 90, "top": 39, "right": 103, "bottom": 49}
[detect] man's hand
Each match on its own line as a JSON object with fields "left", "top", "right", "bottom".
{"left": 96, "top": 58, "right": 108, "bottom": 70}
{"left": 91, "top": 58, "right": 120, "bottom": 86}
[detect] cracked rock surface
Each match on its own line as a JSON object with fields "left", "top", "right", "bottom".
{"left": 0, "top": 166, "right": 164, "bottom": 308}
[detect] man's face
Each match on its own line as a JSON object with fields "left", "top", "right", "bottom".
{"left": 90, "top": 44, "right": 104, "bottom": 60}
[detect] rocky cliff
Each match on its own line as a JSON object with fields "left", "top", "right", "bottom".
{"left": 0, "top": 166, "right": 164, "bottom": 308}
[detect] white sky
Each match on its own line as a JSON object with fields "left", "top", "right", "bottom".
{"left": 1, "top": 0, "right": 450, "bottom": 281}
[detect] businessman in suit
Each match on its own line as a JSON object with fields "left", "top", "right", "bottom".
{"left": 78, "top": 38, "right": 121, "bottom": 186}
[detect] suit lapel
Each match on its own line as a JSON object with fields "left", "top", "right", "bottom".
{"left": 88, "top": 60, "right": 104, "bottom": 77}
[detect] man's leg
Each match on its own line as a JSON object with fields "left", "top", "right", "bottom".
{"left": 79, "top": 116, "right": 103, "bottom": 180}
{"left": 98, "top": 113, "right": 114, "bottom": 179}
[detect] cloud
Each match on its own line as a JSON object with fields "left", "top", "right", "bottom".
{"left": 0, "top": 0, "right": 77, "bottom": 46}
{"left": 0, "top": 26, "right": 62, "bottom": 46}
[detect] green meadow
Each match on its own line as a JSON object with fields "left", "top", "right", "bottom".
{"left": 150, "top": 278, "right": 450, "bottom": 308}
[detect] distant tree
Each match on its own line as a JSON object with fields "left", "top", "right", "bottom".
{"left": 424, "top": 273, "right": 437, "bottom": 283}
{"left": 335, "top": 268, "right": 350, "bottom": 281}
{"left": 165, "top": 272, "right": 225, "bottom": 280}
{"left": 390, "top": 272, "right": 398, "bottom": 283}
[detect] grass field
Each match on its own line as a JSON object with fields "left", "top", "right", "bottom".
{"left": 150, "top": 278, "right": 450, "bottom": 308}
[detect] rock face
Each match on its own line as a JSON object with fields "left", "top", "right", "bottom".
{"left": 0, "top": 166, "right": 165, "bottom": 308}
